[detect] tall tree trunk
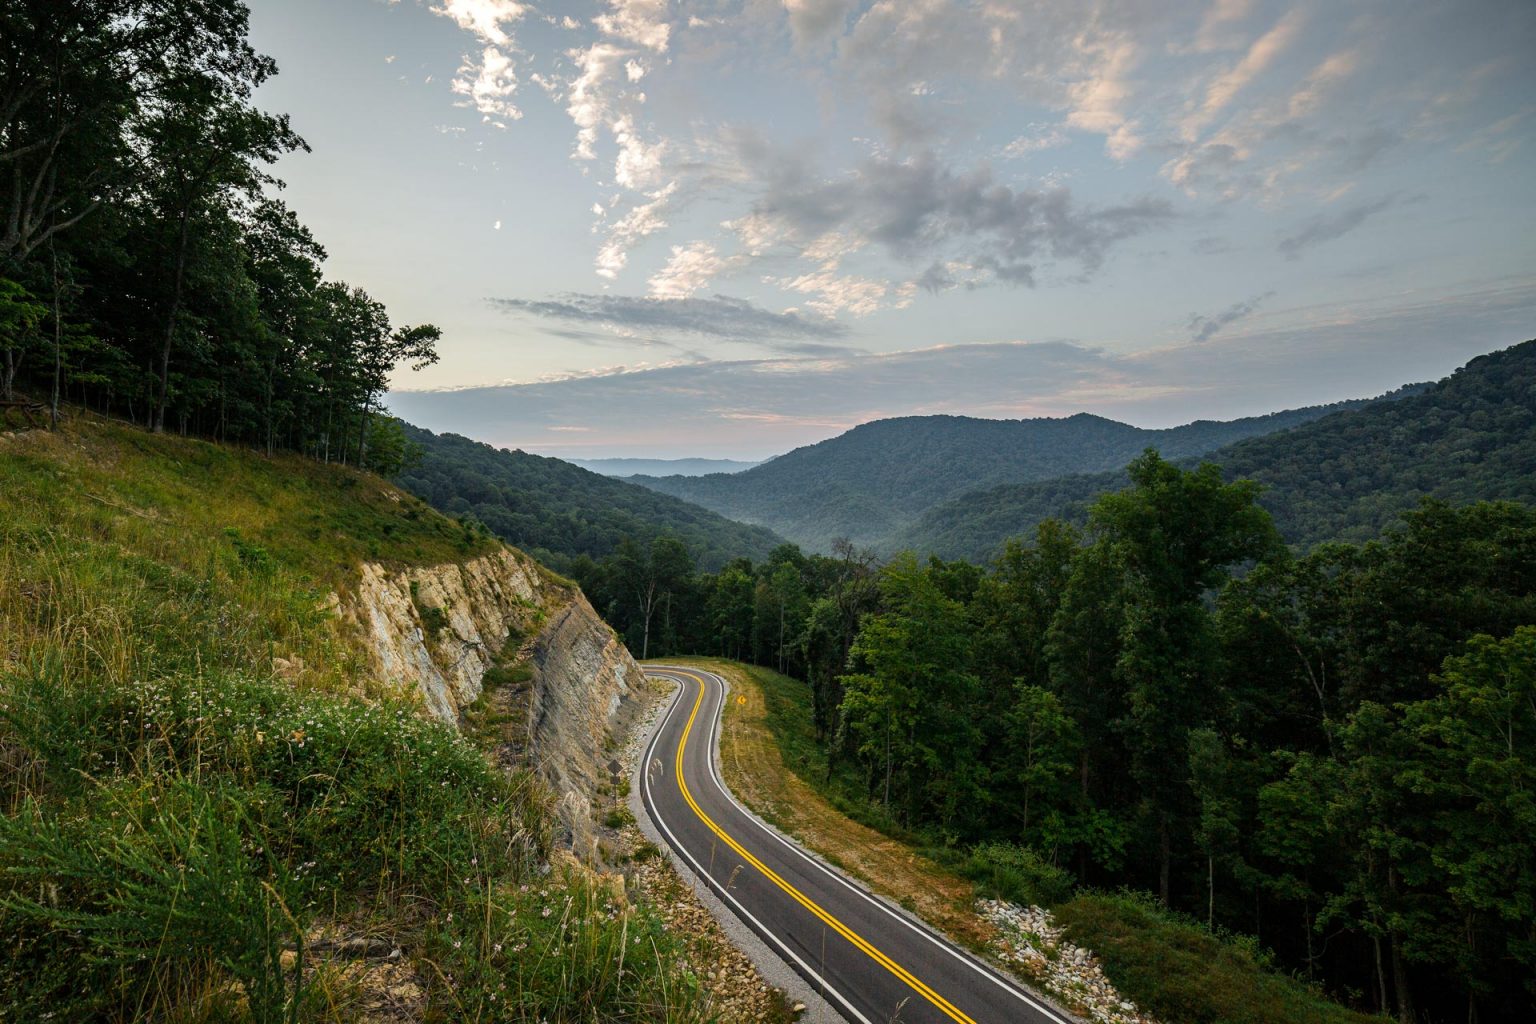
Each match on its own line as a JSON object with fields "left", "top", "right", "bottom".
{"left": 154, "top": 209, "right": 192, "bottom": 434}
{"left": 49, "top": 237, "right": 60, "bottom": 429}
{"left": 1158, "top": 817, "right": 1172, "bottom": 905}
{"left": 1207, "top": 855, "right": 1215, "bottom": 928}
{"left": 1390, "top": 929, "right": 1415, "bottom": 1023}
{"left": 356, "top": 395, "right": 371, "bottom": 469}
{"left": 1373, "top": 931, "right": 1389, "bottom": 1014}
{"left": 1388, "top": 865, "right": 1416, "bottom": 1023}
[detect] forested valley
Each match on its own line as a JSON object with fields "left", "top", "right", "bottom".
{"left": 0, "top": 1, "right": 438, "bottom": 470}
{"left": 575, "top": 451, "right": 1536, "bottom": 1022}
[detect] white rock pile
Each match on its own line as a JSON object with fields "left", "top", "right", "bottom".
{"left": 977, "top": 899, "right": 1160, "bottom": 1024}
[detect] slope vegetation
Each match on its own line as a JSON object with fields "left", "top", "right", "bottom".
{"left": 0, "top": 418, "right": 711, "bottom": 1023}
{"left": 396, "top": 422, "right": 786, "bottom": 571}
{"left": 904, "top": 338, "right": 1536, "bottom": 559}
{"left": 630, "top": 400, "right": 1384, "bottom": 551}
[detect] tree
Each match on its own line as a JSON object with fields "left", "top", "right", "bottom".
{"left": 1400, "top": 627, "right": 1536, "bottom": 1020}
{"left": 136, "top": 40, "right": 304, "bottom": 432}
{"left": 1, "top": 0, "right": 262, "bottom": 263}
{"left": 1091, "top": 449, "right": 1281, "bottom": 903}
{"left": 1004, "top": 684, "right": 1079, "bottom": 839}
{"left": 839, "top": 555, "right": 982, "bottom": 829}
{"left": 0, "top": 276, "right": 45, "bottom": 399}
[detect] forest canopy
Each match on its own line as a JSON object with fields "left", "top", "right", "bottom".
{"left": 0, "top": 0, "right": 437, "bottom": 470}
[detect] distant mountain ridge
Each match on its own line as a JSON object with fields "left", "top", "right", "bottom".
{"left": 569, "top": 457, "right": 761, "bottom": 477}
{"left": 396, "top": 424, "right": 786, "bottom": 571}
{"left": 901, "top": 339, "right": 1536, "bottom": 560}
{"left": 628, "top": 397, "right": 1389, "bottom": 552}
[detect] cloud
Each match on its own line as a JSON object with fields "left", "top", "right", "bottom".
{"left": 648, "top": 241, "right": 736, "bottom": 299}
{"left": 1183, "top": 8, "right": 1307, "bottom": 140}
{"left": 771, "top": 268, "right": 898, "bottom": 317}
{"left": 1278, "top": 196, "right": 1397, "bottom": 259}
{"left": 1190, "top": 0, "right": 1255, "bottom": 53}
{"left": 1188, "top": 291, "right": 1274, "bottom": 342}
{"left": 490, "top": 292, "right": 851, "bottom": 342}
{"left": 431, "top": 0, "right": 529, "bottom": 120}
{"left": 595, "top": 182, "right": 676, "bottom": 279}
{"left": 452, "top": 44, "right": 521, "bottom": 121}
{"left": 1003, "top": 126, "right": 1068, "bottom": 159}
{"left": 1065, "top": 33, "right": 1144, "bottom": 160}
{"left": 741, "top": 149, "right": 1174, "bottom": 286}
{"left": 783, "top": 0, "right": 857, "bottom": 47}
{"left": 390, "top": 282, "right": 1536, "bottom": 456}
{"left": 594, "top": 0, "right": 671, "bottom": 52}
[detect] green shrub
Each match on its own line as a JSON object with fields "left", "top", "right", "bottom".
{"left": 1055, "top": 890, "right": 1378, "bottom": 1024}
{"left": 961, "top": 842, "right": 1074, "bottom": 907}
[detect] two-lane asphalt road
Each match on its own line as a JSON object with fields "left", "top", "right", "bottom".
{"left": 638, "top": 666, "right": 1074, "bottom": 1024}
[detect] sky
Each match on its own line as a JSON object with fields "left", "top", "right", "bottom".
{"left": 247, "top": 0, "right": 1536, "bottom": 458}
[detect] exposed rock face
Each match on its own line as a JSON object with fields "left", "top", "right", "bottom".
{"left": 338, "top": 546, "right": 642, "bottom": 842}
{"left": 345, "top": 548, "right": 544, "bottom": 721}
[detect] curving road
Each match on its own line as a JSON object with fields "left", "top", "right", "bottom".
{"left": 638, "top": 666, "right": 1075, "bottom": 1024}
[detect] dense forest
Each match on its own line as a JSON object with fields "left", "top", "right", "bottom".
{"left": 629, "top": 397, "right": 1394, "bottom": 551}
{"left": 0, "top": 0, "right": 436, "bottom": 470}
{"left": 578, "top": 452, "right": 1536, "bottom": 1022}
{"left": 903, "top": 341, "right": 1536, "bottom": 561}
{"left": 395, "top": 423, "right": 786, "bottom": 572}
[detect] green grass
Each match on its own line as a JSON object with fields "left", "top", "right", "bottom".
{"left": 0, "top": 418, "right": 710, "bottom": 1023}
{"left": 1055, "top": 891, "right": 1380, "bottom": 1024}
{"left": 2, "top": 418, "right": 497, "bottom": 590}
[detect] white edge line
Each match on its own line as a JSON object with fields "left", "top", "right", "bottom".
{"left": 639, "top": 672, "right": 876, "bottom": 1024}
{"left": 652, "top": 667, "right": 1077, "bottom": 1024}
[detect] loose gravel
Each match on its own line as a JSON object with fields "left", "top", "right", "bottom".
{"left": 979, "top": 900, "right": 1160, "bottom": 1024}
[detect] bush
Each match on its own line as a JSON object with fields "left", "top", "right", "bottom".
{"left": 1054, "top": 890, "right": 1377, "bottom": 1024}
{"left": 961, "top": 842, "right": 1074, "bottom": 907}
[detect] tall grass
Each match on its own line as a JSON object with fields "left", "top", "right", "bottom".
{"left": 0, "top": 419, "right": 709, "bottom": 1023}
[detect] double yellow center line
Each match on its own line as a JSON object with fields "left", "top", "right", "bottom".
{"left": 666, "top": 669, "right": 977, "bottom": 1024}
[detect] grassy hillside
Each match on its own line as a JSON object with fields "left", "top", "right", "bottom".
{"left": 901, "top": 339, "right": 1536, "bottom": 560}
{"left": 0, "top": 418, "right": 707, "bottom": 1023}
{"left": 397, "top": 422, "right": 786, "bottom": 571}
{"left": 630, "top": 399, "right": 1386, "bottom": 551}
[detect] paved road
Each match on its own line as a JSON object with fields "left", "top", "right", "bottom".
{"left": 638, "top": 666, "right": 1075, "bottom": 1024}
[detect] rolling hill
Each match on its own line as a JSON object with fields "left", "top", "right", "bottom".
{"left": 628, "top": 398, "right": 1389, "bottom": 552}
{"left": 900, "top": 339, "right": 1536, "bottom": 560}
{"left": 568, "top": 457, "right": 761, "bottom": 477}
{"left": 396, "top": 423, "right": 787, "bottom": 571}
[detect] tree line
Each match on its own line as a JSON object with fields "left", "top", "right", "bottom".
{"left": 576, "top": 450, "right": 1536, "bottom": 1023}
{"left": 0, "top": 0, "right": 437, "bottom": 470}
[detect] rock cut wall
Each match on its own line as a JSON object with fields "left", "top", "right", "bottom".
{"left": 338, "top": 546, "right": 642, "bottom": 841}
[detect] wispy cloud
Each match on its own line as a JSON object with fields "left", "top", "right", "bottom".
{"left": 1279, "top": 196, "right": 1397, "bottom": 259}
{"left": 1188, "top": 291, "right": 1275, "bottom": 342}
{"left": 490, "top": 292, "right": 852, "bottom": 343}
